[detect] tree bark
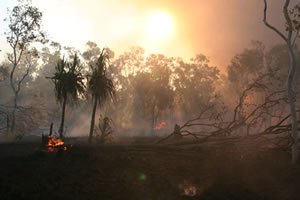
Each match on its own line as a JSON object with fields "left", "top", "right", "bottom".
{"left": 10, "top": 93, "right": 18, "bottom": 134}
{"left": 286, "top": 42, "right": 298, "bottom": 163}
{"left": 263, "top": 0, "right": 298, "bottom": 163}
{"left": 49, "top": 122, "right": 53, "bottom": 136}
{"left": 6, "top": 114, "right": 10, "bottom": 135}
{"left": 8, "top": 47, "right": 28, "bottom": 135}
{"left": 88, "top": 97, "right": 98, "bottom": 144}
{"left": 59, "top": 95, "right": 67, "bottom": 138}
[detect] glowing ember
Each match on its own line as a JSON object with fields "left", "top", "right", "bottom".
{"left": 155, "top": 121, "right": 166, "bottom": 130}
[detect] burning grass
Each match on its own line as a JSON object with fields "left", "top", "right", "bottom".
{"left": 41, "top": 135, "right": 72, "bottom": 153}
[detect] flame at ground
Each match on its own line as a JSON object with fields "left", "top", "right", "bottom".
{"left": 155, "top": 121, "right": 166, "bottom": 130}
{"left": 47, "top": 136, "right": 69, "bottom": 152}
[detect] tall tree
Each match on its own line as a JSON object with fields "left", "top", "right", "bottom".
{"left": 263, "top": 0, "right": 299, "bottom": 163}
{"left": 226, "top": 41, "right": 265, "bottom": 134}
{"left": 88, "top": 49, "right": 116, "bottom": 144}
{"left": 49, "top": 55, "right": 86, "bottom": 138}
{"left": 173, "top": 54, "right": 220, "bottom": 121}
{"left": 4, "top": 0, "right": 47, "bottom": 134}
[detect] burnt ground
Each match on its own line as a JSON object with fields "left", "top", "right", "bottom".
{"left": 0, "top": 136, "right": 300, "bottom": 200}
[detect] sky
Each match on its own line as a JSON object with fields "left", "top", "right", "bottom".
{"left": 0, "top": 0, "right": 298, "bottom": 69}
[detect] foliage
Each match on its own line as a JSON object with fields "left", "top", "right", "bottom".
{"left": 50, "top": 54, "right": 86, "bottom": 104}
{"left": 4, "top": 0, "right": 47, "bottom": 134}
{"left": 4, "top": 0, "right": 47, "bottom": 50}
{"left": 130, "top": 54, "right": 175, "bottom": 132}
{"left": 0, "top": 65, "right": 9, "bottom": 82}
{"left": 83, "top": 41, "right": 114, "bottom": 67}
{"left": 227, "top": 41, "right": 265, "bottom": 92}
{"left": 87, "top": 48, "right": 116, "bottom": 143}
{"left": 287, "top": 2, "right": 300, "bottom": 45}
{"left": 173, "top": 54, "right": 220, "bottom": 117}
{"left": 49, "top": 54, "right": 86, "bottom": 138}
{"left": 88, "top": 49, "right": 116, "bottom": 105}
{"left": 95, "top": 115, "right": 114, "bottom": 143}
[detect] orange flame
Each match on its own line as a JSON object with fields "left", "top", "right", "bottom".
{"left": 155, "top": 121, "right": 166, "bottom": 130}
{"left": 47, "top": 136, "right": 69, "bottom": 152}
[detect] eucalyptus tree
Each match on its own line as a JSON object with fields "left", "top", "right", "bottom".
{"left": 263, "top": 0, "right": 299, "bottom": 163}
{"left": 49, "top": 55, "right": 86, "bottom": 138}
{"left": 4, "top": 0, "right": 47, "bottom": 134}
{"left": 87, "top": 49, "right": 116, "bottom": 144}
{"left": 227, "top": 41, "right": 265, "bottom": 92}
{"left": 226, "top": 41, "right": 265, "bottom": 134}
{"left": 132, "top": 70, "right": 174, "bottom": 134}
{"left": 144, "top": 54, "right": 174, "bottom": 133}
{"left": 173, "top": 54, "right": 220, "bottom": 121}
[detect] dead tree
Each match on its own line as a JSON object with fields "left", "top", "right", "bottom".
{"left": 263, "top": 0, "right": 299, "bottom": 163}
{"left": 157, "top": 73, "right": 293, "bottom": 145}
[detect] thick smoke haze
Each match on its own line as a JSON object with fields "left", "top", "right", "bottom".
{"left": 0, "top": 0, "right": 299, "bottom": 69}
{"left": 0, "top": 0, "right": 300, "bottom": 141}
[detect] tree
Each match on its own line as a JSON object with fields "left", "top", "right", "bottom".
{"left": 173, "top": 54, "right": 220, "bottom": 121}
{"left": 128, "top": 54, "right": 176, "bottom": 134}
{"left": 289, "top": 3, "right": 300, "bottom": 46}
{"left": 49, "top": 54, "right": 86, "bottom": 138}
{"left": 227, "top": 41, "right": 265, "bottom": 92}
{"left": 87, "top": 49, "right": 116, "bottom": 144}
{"left": 4, "top": 0, "right": 47, "bottom": 134}
{"left": 263, "top": 0, "right": 299, "bottom": 163}
{"left": 226, "top": 41, "right": 265, "bottom": 134}
{"left": 95, "top": 115, "right": 114, "bottom": 143}
{"left": 0, "top": 65, "right": 9, "bottom": 82}
{"left": 132, "top": 71, "right": 174, "bottom": 134}
{"left": 108, "top": 47, "right": 145, "bottom": 129}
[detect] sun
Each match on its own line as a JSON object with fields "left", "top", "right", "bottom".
{"left": 146, "top": 11, "right": 174, "bottom": 40}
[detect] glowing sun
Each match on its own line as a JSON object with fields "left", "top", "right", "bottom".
{"left": 146, "top": 11, "right": 174, "bottom": 40}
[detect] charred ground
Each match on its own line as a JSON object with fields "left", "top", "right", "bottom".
{"left": 0, "top": 136, "right": 300, "bottom": 200}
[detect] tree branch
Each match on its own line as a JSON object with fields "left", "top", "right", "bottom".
{"left": 263, "top": 0, "right": 288, "bottom": 42}
{"left": 292, "top": 30, "right": 299, "bottom": 47}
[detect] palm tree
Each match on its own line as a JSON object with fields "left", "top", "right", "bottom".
{"left": 88, "top": 49, "right": 116, "bottom": 143}
{"left": 49, "top": 54, "right": 86, "bottom": 138}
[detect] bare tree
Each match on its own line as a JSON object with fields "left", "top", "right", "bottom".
{"left": 156, "top": 73, "right": 293, "bottom": 146}
{"left": 4, "top": 0, "right": 47, "bottom": 134}
{"left": 263, "top": 0, "right": 298, "bottom": 163}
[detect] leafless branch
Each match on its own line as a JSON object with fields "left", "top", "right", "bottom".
{"left": 263, "top": 0, "right": 288, "bottom": 42}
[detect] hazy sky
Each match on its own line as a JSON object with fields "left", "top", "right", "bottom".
{"left": 0, "top": 0, "right": 298, "bottom": 69}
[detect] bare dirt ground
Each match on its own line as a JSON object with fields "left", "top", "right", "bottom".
{"left": 0, "top": 136, "right": 300, "bottom": 200}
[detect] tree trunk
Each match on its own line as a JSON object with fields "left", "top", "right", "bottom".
{"left": 6, "top": 114, "right": 10, "bottom": 135}
{"left": 10, "top": 92, "right": 18, "bottom": 134}
{"left": 286, "top": 42, "right": 298, "bottom": 163}
{"left": 59, "top": 96, "right": 67, "bottom": 138}
{"left": 49, "top": 122, "right": 53, "bottom": 136}
{"left": 88, "top": 97, "right": 98, "bottom": 144}
{"left": 263, "top": 0, "right": 298, "bottom": 163}
{"left": 151, "top": 104, "right": 156, "bottom": 135}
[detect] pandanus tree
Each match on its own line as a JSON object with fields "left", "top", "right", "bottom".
{"left": 88, "top": 49, "right": 116, "bottom": 143}
{"left": 49, "top": 54, "right": 86, "bottom": 138}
